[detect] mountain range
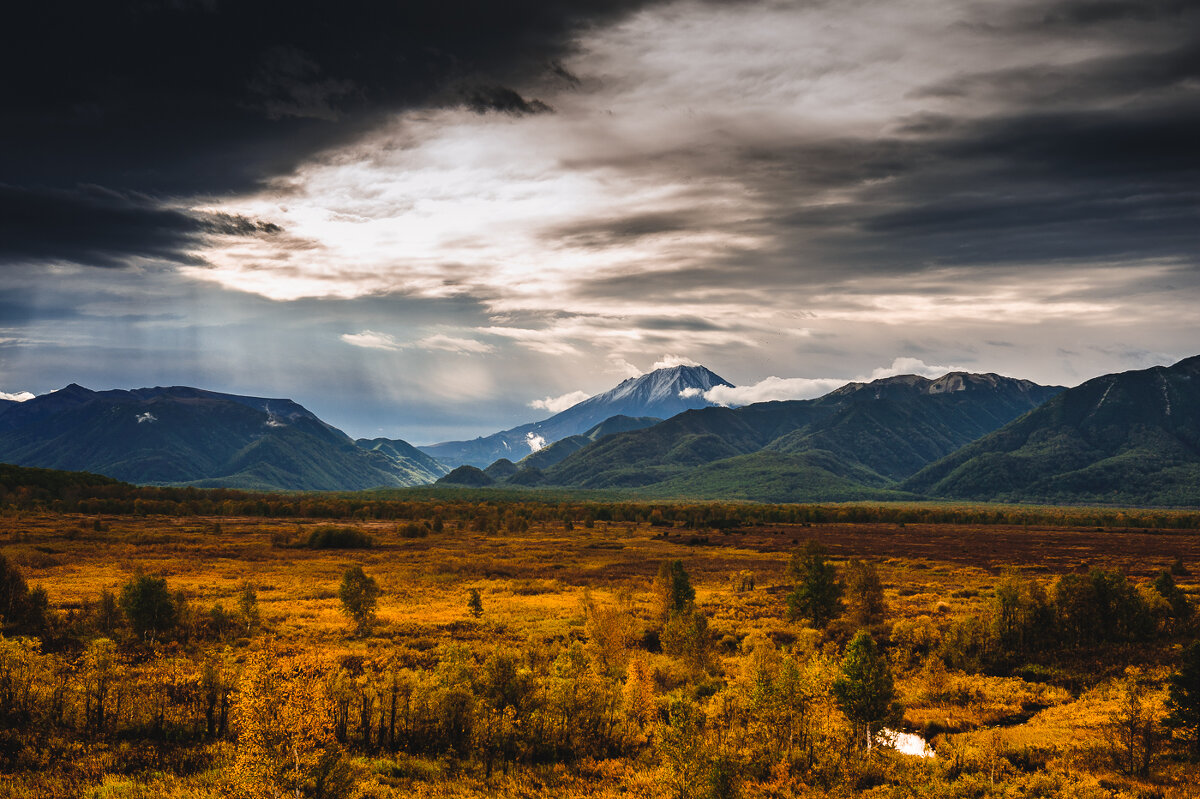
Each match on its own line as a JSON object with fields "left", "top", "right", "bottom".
{"left": 416, "top": 364, "right": 732, "bottom": 468}
{"left": 490, "top": 371, "right": 1064, "bottom": 502}
{"left": 3, "top": 356, "right": 1200, "bottom": 505}
{"left": 0, "top": 384, "right": 447, "bottom": 491}
{"left": 904, "top": 355, "right": 1200, "bottom": 506}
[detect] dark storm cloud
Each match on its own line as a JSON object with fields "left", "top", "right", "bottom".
{"left": 0, "top": 0, "right": 665, "bottom": 267}
{"left": 0, "top": 184, "right": 280, "bottom": 269}
{"left": 918, "top": 38, "right": 1200, "bottom": 109}
{"left": 1038, "top": 0, "right": 1193, "bottom": 26}
{"left": 460, "top": 85, "right": 552, "bottom": 115}
{"left": 682, "top": 14, "right": 1200, "bottom": 284}
{"left": 843, "top": 100, "right": 1200, "bottom": 268}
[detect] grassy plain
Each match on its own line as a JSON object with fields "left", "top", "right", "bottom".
{"left": 3, "top": 506, "right": 1200, "bottom": 798}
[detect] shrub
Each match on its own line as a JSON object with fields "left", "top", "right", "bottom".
{"left": 399, "top": 522, "right": 428, "bottom": 539}
{"left": 118, "top": 572, "right": 177, "bottom": 643}
{"left": 305, "top": 525, "right": 373, "bottom": 549}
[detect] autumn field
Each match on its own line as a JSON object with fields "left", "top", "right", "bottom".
{"left": 3, "top": 499, "right": 1200, "bottom": 798}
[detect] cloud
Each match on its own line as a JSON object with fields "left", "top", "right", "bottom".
{"left": 460, "top": 84, "right": 552, "bottom": 116}
{"left": 0, "top": 184, "right": 278, "bottom": 269}
{"left": 529, "top": 389, "right": 591, "bottom": 413}
{"left": 699, "top": 357, "right": 968, "bottom": 407}
{"left": 341, "top": 330, "right": 403, "bottom": 351}
{"left": 526, "top": 432, "right": 547, "bottom": 452}
{"left": 136, "top": 412, "right": 157, "bottom": 424}
{"left": 607, "top": 357, "right": 643, "bottom": 379}
{"left": 340, "top": 330, "right": 493, "bottom": 355}
{"left": 651, "top": 354, "right": 701, "bottom": 370}
{"left": 4, "top": 0, "right": 1200, "bottom": 445}
{"left": 701, "top": 377, "right": 849, "bottom": 407}
{"left": 247, "top": 45, "right": 361, "bottom": 121}
{"left": 476, "top": 326, "right": 582, "bottom": 356}
{"left": 868, "top": 357, "right": 965, "bottom": 380}
{"left": 0, "top": 390, "right": 34, "bottom": 402}
{"left": 1, "top": 1, "right": 671, "bottom": 267}
{"left": 416, "top": 334, "right": 495, "bottom": 355}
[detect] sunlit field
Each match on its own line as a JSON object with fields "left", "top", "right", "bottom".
{"left": 3, "top": 499, "right": 1200, "bottom": 798}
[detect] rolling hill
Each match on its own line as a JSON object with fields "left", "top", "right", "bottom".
{"left": 904, "top": 355, "right": 1200, "bottom": 505}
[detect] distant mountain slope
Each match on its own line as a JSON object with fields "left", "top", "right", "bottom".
{"left": 766, "top": 373, "right": 1060, "bottom": 480}
{"left": 418, "top": 365, "right": 732, "bottom": 468}
{"left": 0, "top": 384, "right": 443, "bottom": 491}
{"left": 355, "top": 438, "right": 450, "bottom": 482}
{"left": 905, "top": 356, "right": 1200, "bottom": 505}
{"left": 640, "top": 451, "right": 914, "bottom": 503}
{"left": 516, "top": 415, "right": 662, "bottom": 471}
{"left": 0, "top": 461, "right": 124, "bottom": 495}
{"left": 542, "top": 372, "right": 1062, "bottom": 496}
{"left": 437, "top": 465, "right": 495, "bottom": 487}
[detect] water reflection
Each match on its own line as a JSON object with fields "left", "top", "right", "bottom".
{"left": 883, "top": 728, "right": 935, "bottom": 758}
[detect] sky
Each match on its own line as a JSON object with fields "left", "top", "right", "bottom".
{"left": 1, "top": 0, "right": 1198, "bottom": 444}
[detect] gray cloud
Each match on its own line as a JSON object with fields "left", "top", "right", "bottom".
{"left": 0, "top": 184, "right": 280, "bottom": 269}
{"left": 0, "top": 0, "right": 672, "bottom": 268}
{"left": 2, "top": 0, "right": 1198, "bottom": 442}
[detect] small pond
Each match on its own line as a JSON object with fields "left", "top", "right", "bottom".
{"left": 882, "top": 728, "right": 935, "bottom": 758}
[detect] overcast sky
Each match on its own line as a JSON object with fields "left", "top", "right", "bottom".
{"left": 2, "top": 0, "right": 1197, "bottom": 443}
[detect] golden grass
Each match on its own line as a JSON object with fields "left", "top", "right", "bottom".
{"left": 3, "top": 509, "right": 1200, "bottom": 797}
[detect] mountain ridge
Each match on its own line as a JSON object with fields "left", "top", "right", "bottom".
{"left": 904, "top": 355, "right": 1200, "bottom": 505}
{"left": 417, "top": 364, "right": 732, "bottom": 468}
{"left": 0, "top": 384, "right": 445, "bottom": 491}
{"left": 527, "top": 371, "right": 1063, "bottom": 497}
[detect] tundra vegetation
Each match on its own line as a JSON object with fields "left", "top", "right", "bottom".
{"left": 1, "top": 473, "right": 1200, "bottom": 796}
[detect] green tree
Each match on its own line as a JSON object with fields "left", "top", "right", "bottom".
{"left": 991, "top": 569, "right": 1051, "bottom": 657}
{"left": 338, "top": 566, "right": 380, "bottom": 636}
{"left": 467, "top": 587, "right": 484, "bottom": 618}
{"left": 1166, "top": 640, "right": 1200, "bottom": 758}
{"left": 787, "top": 541, "right": 842, "bottom": 629}
{"left": 832, "top": 630, "right": 902, "bottom": 750}
{"left": 119, "top": 571, "right": 177, "bottom": 643}
{"left": 655, "top": 560, "right": 696, "bottom": 620}
{"left": 0, "top": 555, "right": 45, "bottom": 632}
{"left": 1154, "top": 571, "right": 1192, "bottom": 629}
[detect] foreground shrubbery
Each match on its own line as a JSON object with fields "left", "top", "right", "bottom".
{"left": 0, "top": 508, "right": 1199, "bottom": 798}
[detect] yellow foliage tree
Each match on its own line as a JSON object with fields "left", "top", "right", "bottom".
{"left": 623, "top": 652, "right": 657, "bottom": 735}
{"left": 232, "top": 649, "right": 354, "bottom": 799}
